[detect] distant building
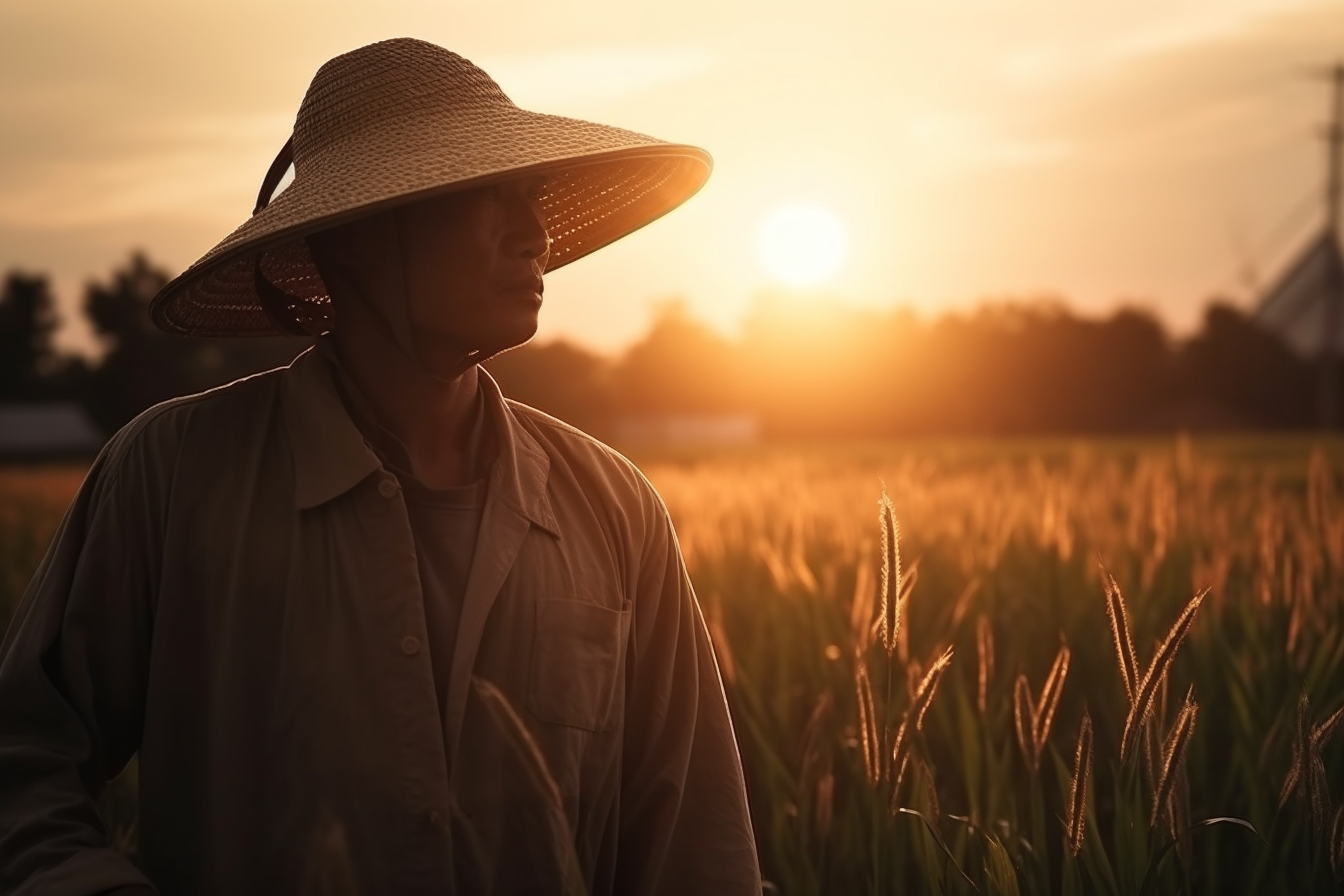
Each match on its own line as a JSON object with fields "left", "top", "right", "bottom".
{"left": 614, "top": 413, "right": 760, "bottom": 445}
{"left": 1255, "top": 230, "right": 1344, "bottom": 358}
{"left": 0, "top": 403, "right": 104, "bottom": 460}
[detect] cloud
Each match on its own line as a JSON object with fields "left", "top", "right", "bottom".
{"left": 482, "top": 46, "right": 716, "bottom": 113}
{"left": 0, "top": 111, "right": 291, "bottom": 230}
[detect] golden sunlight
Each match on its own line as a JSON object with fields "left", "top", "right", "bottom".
{"left": 755, "top": 202, "right": 848, "bottom": 288}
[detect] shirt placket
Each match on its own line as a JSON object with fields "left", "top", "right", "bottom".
{"left": 362, "top": 469, "right": 454, "bottom": 891}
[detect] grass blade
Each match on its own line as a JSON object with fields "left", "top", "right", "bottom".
{"left": 1121, "top": 589, "right": 1206, "bottom": 763}
{"left": 1102, "top": 566, "right": 1139, "bottom": 704}
{"left": 1067, "top": 709, "right": 1094, "bottom": 856}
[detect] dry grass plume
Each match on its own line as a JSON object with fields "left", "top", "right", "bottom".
{"left": 1121, "top": 589, "right": 1207, "bottom": 763}
{"left": 1151, "top": 686, "right": 1198, "bottom": 829}
{"left": 1067, "top": 709, "right": 1093, "bottom": 856}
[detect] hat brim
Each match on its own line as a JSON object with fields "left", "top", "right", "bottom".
{"left": 149, "top": 106, "right": 711, "bottom": 337}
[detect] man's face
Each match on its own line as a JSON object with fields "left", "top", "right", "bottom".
{"left": 395, "top": 176, "right": 551, "bottom": 362}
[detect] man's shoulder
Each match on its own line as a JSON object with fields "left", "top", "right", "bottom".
{"left": 98, "top": 360, "right": 294, "bottom": 474}
{"left": 503, "top": 399, "right": 656, "bottom": 499}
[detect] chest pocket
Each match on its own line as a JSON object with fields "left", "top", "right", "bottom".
{"left": 528, "top": 598, "right": 632, "bottom": 732}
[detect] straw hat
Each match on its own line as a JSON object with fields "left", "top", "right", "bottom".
{"left": 149, "top": 37, "right": 712, "bottom": 337}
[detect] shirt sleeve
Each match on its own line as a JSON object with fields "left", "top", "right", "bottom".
{"left": 615, "top": 486, "right": 761, "bottom": 896}
{"left": 0, "top": 429, "right": 162, "bottom": 895}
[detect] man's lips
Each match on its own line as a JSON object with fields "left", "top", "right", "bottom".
{"left": 503, "top": 276, "right": 544, "bottom": 295}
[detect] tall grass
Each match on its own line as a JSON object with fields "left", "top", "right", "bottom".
{"left": 6, "top": 438, "right": 1344, "bottom": 892}
{"left": 642, "top": 436, "right": 1344, "bottom": 893}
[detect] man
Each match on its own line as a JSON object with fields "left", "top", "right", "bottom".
{"left": 0, "top": 38, "right": 761, "bottom": 895}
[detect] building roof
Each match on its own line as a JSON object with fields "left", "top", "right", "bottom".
{"left": 0, "top": 403, "right": 104, "bottom": 458}
{"left": 1255, "top": 229, "right": 1344, "bottom": 358}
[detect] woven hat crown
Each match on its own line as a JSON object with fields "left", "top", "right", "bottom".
{"left": 149, "top": 37, "right": 713, "bottom": 337}
{"left": 294, "top": 40, "right": 514, "bottom": 178}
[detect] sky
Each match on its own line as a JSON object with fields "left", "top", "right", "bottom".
{"left": 1, "top": 0, "right": 1341, "bottom": 356}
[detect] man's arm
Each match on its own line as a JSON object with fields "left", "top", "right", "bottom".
{"left": 615, "top": 488, "right": 761, "bottom": 895}
{"left": 0, "top": 439, "right": 161, "bottom": 895}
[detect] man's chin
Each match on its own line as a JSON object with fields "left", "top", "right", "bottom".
{"left": 469, "top": 328, "right": 539, "bottom": 366}
{"left": 416, "top": 326, "right": 537, "bottom": 371}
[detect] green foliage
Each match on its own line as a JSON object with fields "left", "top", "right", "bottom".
{"left": 643, "top": 435, "right": 1344, "bottom": 894}
{"left": 5, "top": 436, "right": 1344, "bottom": 892}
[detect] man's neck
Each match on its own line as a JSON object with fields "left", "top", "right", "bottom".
{"left": 327, "top": 331, "right": 489, "bottom": 489}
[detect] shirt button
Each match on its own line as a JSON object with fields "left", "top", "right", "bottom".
{"left": 377, "top": 477, "right": 399, "bottom": 498}
{"left": 400, "top": 635, "right": 421, "bottom": 656}
{"left": 427, "top": 809, "right": 443, "bottom": 825}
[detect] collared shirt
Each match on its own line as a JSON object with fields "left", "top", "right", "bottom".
{"left": 0, "top": 348, "right": 761, "bottom": 896}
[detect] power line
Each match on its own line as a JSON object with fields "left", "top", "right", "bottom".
{"left": 1315, "top": 61, "right": 1343, "bottom": 427}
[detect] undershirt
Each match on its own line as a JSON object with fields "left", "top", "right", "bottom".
{"left": 400, "top": 475, "right": 487, "bottom": 723}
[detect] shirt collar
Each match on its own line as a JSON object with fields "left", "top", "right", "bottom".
{"left": 280, "top": 346, "right": 558, "bottom": 537}
{"left": 281, "top": 346, "right": 381, "bottom": 510}
{"left": 477, "top": 365, "right": 559, "bottom": 537}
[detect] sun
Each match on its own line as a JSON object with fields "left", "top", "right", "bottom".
{"left": 755, "top": 202, "right": 848, "bottom": 288}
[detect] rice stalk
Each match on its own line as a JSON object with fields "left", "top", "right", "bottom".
{"left": 948, "top": 576, "right": 980, "bottom": 631}
{"left": 896, "top": 561, "right": 919, "bottom": 664}
{"left": 1121, "top": 589, "right": 1207, "bottom": 763}
{"left": 1032, "top": 644, "right": 1070, "bottom": 757}
{"left": 1066, "top": 709, "right": 1093, "bottom": 856}
{"left": 799, "top": 691, "right": 835, "bottom": 794}
{"left": 914, "top": 754, "right": 941, "bottom": 821}
{"left": 470, "top": 677, "right": 586, "bottom": 896}
{"left": 815, "top": 771, "right": 835, "bottom": 839}
{"left": 889, "top": 751, "right": 911, "bottom": 813}
{"left": 1102, "top": 565, "right": 1138, "bottom": 704}
{"left": 1010, "top": 645, "right": 1069, "bottom": 772}
{"left": 790, "top": 548, "right": 819, "bottom": 594}
{"left": 1170, "top": 764, "right": 1192, "bottom": 859}
{"left": 888, "top": 647, "right": 953, "bottom": 813}
{"left": 1331, "top": 802, "right": 1344, "bottom": 883}
{"left": 1151, "top": 687, "right": 1198, "bottom": 829}
{"left": 1310, "top": 751, "right": 1332, "bottom": 834}
{"left": 878, "top": 487, "right": 901, "bottom": 657}
{"left": 1312, "top": 701, "right": 1344, "bottom": 750}
{"left": 889, "top": 718, "right": 913, "bottom": 812}
{"left": 1141, "top": 674, "right": 1168, "bottom": 794}
{"left": 1013, "top": 674, "right": 1037, "bottom": 772}
{"left": 976, "top": 614, "right": 994, "bottom": 715}
{"left": 911, "top": 646, "right": 954, "bottom": 732}
{"left": 1295, "top": 695, "right": 1343, "bottom": 830}
{"left": 1281, "top": 691, "right": 1311, "bottom": 810}
{"left": 855, "top": 658, "right": 880, "bottom": 787}
{"left": 300, "top": 810, "right": 359, "bottom": 896}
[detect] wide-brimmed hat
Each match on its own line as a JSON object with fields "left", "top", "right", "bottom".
{"left": 149, "top": 37, "right": 712, "bottom": 337}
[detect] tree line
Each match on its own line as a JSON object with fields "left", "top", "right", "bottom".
{"left": 0, "top": 251, "right": 1324, "bottom": 444}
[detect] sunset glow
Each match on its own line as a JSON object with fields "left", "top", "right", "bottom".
{"left": 0, "top": 0, "right": 1338, "bottom": 354}
{"left": 755, "top": 203, "right": 848, "bottom": 288}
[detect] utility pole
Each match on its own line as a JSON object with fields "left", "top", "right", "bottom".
{"left": 1317, "top": 62, "right": 1344, "bottom": 428}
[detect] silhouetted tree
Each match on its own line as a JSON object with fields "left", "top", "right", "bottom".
{"left": 81, "top": 252, "right": 306, "bottom": 433}
{"left": 0, "top": 250, "right": 1316, "bottom": 439}
{"left": 486, "top": 340, "right": 615, "bottom": 436}
{"left": 0, "top": 272, "right": 61, "bottom": 400}
{"left": 614, "top": 300, "right": 742, "bottom": 415}
{"left": 1175, "top": 302, "right": 1315, "bottom": 428}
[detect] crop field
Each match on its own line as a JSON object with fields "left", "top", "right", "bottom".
{"left": 3, "top": 436, "right": 1344, "bottom": 893}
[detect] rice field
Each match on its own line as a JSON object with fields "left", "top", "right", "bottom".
{"left": 3, "top": 435, "right": 1344, "bottom": 893}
